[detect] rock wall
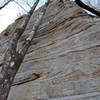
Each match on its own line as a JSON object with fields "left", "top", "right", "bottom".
{"left": 0, "top": 0, "right": 100, "bottom": 100}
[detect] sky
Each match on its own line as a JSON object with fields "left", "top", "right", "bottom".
{"left": 0, "top": 0, "right": 46, "bottom": 33}
{"left": 0, "top": 0, "right": 100, "bottom": 33}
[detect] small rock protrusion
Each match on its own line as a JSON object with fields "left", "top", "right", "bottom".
{"left": 0, "top": 60, "right": 4, "bottom": 66}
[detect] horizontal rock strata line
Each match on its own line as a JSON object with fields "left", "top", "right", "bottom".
{"left": 12, "top": 73, "right": 40, "bottom": 86}
{"left": 50, "top": 91, "right": 100, "bottom": 100}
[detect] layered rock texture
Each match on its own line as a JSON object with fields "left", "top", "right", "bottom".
{"left": 0, "top": 0, "right": 100, "bottom": 100}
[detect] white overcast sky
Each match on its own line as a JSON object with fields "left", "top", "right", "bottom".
{"left": 0, "top": 0, "right": 46, "bottom": 33}
{"left": 0, "top": 0, "right": 100, "bottom": 33}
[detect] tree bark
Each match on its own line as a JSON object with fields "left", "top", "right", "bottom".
{"left": 18, "top": 0, "right": 50, "bottom": 57}
{"left": 0, "top": 0, "right": 41, "bottom": 100}
{"left": 75, "top": 0, "right": 100, "bottom": 17}
{"left": 59, "top": 0, "right": 63, "bottom": 3}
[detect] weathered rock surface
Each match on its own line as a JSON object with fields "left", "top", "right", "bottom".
{"left": 0, "top": 0, "right": 100, "bottom": 100}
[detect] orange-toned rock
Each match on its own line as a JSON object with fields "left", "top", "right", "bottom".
{"left": 0, "top": 0, "right": 100, "bottom": 100}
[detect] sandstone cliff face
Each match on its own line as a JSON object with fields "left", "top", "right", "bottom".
{"left": 0, "top": 0, "right": 100, "bottom": 100}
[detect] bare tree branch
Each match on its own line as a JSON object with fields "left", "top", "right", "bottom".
{"left": 14, "top": 1, "right": 28, "bottom": 13}
{"left": 75, "top": 0, "right": 100, "bottom": 17}
{"left": 0, "top": 0, "right": 13, "bottom": 10}
{"left": 23, "top": 0, "right": 31, "bottom": 8}
{"left": 85, "top": 0, "right": 100, "bottom": 12}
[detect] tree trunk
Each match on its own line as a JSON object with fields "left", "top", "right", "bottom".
{"left": 0, "top": 0, "right": 46, "bottom": 99}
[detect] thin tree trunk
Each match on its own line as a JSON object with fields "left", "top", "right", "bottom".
{"left": 18, "top": 0, "right": 50, "bottom": 57}
{"left": 0, "top": 0, "right": 41, "bottom": 99}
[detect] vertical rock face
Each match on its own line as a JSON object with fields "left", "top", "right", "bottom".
{"left": 0, "top": 0, "right": 100, "bottom": 100}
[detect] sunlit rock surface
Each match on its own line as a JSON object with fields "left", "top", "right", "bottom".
{"left": 0, "top": 0, "right": 100, "bottom": 100}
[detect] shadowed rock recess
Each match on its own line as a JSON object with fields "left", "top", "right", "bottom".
{"left": 0, "top": 0, "right": 100, "bottom": 100}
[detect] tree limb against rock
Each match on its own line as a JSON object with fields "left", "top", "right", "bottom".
{"left": 0, "top": 0, "right": 50, "bottom": 100}
{"left": 75, "top": 0, "right": 100, "bottom": 17}
{"left": 18, "top": 0, "right": 50, "bottom": 57}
